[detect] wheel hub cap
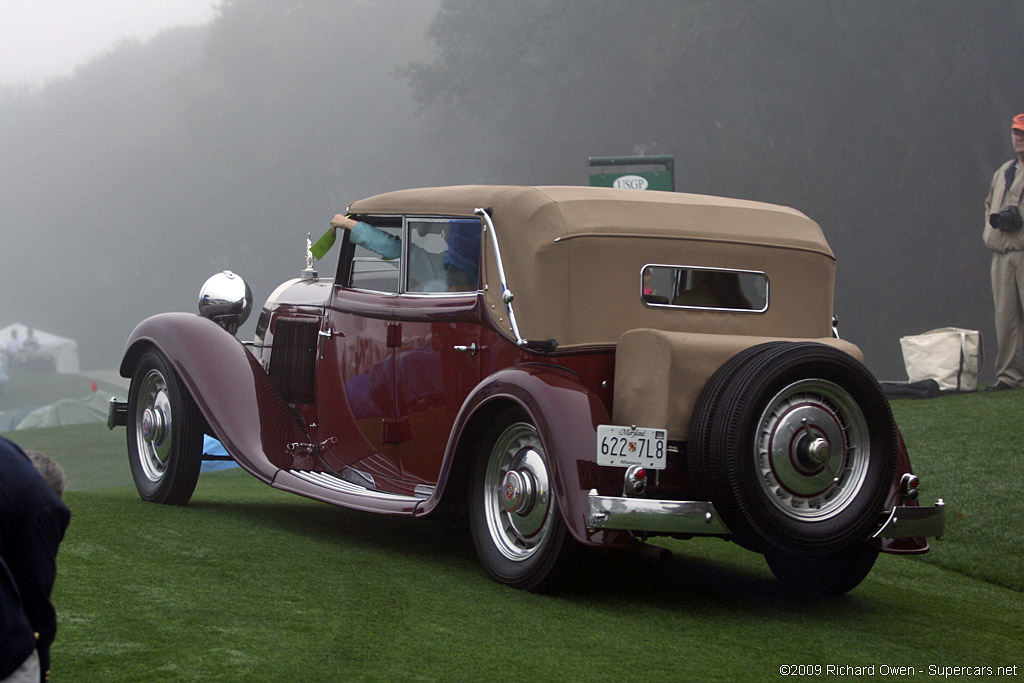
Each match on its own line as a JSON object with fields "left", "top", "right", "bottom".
{"left": 482, "top": 423, "right": 554, "bottom": 562}
{"left": 767, "top": 405, "right": 844, "bottom": 494}
{"left": 800, "top": 436, "right": 831, "bottom": 466}
{"left": 756, "top": 379, "right": 871, "bottom": 521}
{"left": 134, "top": 369, "right": 174, "bottom": 482}
{"left": 141, "top": 406, "right": 167, "bottom": 445}
{"left": 501, "top": 470, "right": 535, "bottom": 514}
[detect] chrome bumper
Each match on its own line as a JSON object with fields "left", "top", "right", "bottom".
{"left": 586, "top": 490, "right": 732, "bottom": 535}
{"left": 107, "top": 398, "right": 127, "bottom": 430}
{"left": 587, "top": 489, "right": 947, "bottom": 540}
{"left": 873, "top": 500, "right": 946, "bottom": 539}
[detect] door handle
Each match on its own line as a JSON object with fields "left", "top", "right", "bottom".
{"left": 454, "top": 343, "right": 478, "bottom": 356}
{"left": 318, "top": 328, "right": 342, "bottom": 359}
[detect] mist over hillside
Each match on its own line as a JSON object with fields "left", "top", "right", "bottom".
{"left": 2, "top": 0, "right": 1023, "bottom": 380}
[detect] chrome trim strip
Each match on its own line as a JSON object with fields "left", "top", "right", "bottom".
{"left": 640, "top": 262, "right": 770, "bottom": 314}
{"left": 873, "top": 501, "right": 946, "bottom": 539}
{"left": 287, "top": 470, "right": 420, "bottom": 503}
{"left": 475, "top": 207, "right": 526, "bottom": 347}
{"left": 413, "top": 484, "right": 435, "bottom": 500}
{"left": 586, "top": 490, "right": 731, "bottom": 535}
{"left": 395, "top": 291, "right": 479, "bottom": 299}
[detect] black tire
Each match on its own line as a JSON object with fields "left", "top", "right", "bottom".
{"left": 688, "top": 342, "right": 787, "bottom": 499}
{"left": 127, "top": 349, "right": 204, "bottom": 505}
{"left": 468, "top": 410, "right": 577, "bottom": 592}
{"left": 689, "top": 343, "right": 896, "bottom": 555}
{"left": 765, "top": 542, "right": 880, "bottom": 596}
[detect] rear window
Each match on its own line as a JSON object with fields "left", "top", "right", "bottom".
{"left": 641, "top": 264, "right": 768, "bottom": 312}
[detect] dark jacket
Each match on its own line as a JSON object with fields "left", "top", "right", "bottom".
{"left": 0, "top": 436, "right": 70, "bottom": 681}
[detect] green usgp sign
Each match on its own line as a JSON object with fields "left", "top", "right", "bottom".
{"left": 589, "top": 170, "right": 673, "bottom": 191}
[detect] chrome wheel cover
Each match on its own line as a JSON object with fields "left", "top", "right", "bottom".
{"left": 755, "top": 379, "right": 870, "bottom": 521}
{"left": 134, "top": 368, "right": 174, "bottom": 483}
{"left": 483, "top": 422, "right": 554, "bottom": 562}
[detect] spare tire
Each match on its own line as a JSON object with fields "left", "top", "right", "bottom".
{"left": 689, "top": 342, "right": 896, "bottom": 555}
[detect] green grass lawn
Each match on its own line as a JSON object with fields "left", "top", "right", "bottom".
{"left": 3, "top": 387, "right": 1023, "bottom": 681}
{"left": 888, "top": 390, "right": 1024, "bottom": 592}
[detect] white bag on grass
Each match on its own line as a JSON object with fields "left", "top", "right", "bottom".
{"left": 899, "top": 327, "right": 981, "bottom": 393}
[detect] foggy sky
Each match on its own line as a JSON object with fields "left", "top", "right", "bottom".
{"left": 2, "top": 0, "right": 1023, "bottom": 382}
{"left": 0, "top": 0, "right": 216, "bottom": 85}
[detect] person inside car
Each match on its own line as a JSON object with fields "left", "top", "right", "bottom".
{"left": 330, "top": 214, "right": 479, "bottom": 292}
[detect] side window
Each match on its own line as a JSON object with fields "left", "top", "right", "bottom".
{"left": 345, "top": 218, "right": 402, "bottom": 293}
{"left": 406, "top": 218, "right": 481, "bottom": 293}
{"left": 642, "top": 264, "right": 768, "bottom": 312}
{"left": 339, "top": 215, "right": 482, "bottom": 294}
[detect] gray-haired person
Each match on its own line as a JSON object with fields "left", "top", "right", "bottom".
{"left": 1, "top": 438, "right": 70, "bottom": 683}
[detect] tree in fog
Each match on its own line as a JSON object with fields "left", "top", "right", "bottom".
{"left": 407, "top": 0, "right": 1024, "bottom": 376}
{"left": 0, "top": 0, "right": 440, "bottom": 367}
{"left": 3, "top": 0, "right": 1024, "bottom": 377}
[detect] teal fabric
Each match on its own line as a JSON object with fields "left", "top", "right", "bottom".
{"left": 351, "top": 222, "right": 400, "bottom": 260}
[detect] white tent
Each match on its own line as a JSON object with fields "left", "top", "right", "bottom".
{"left": 0, "top": 323, "right": 80, "bottom": 373}
{"left": 14, "top": 391, "right": 117, "bottom": 429}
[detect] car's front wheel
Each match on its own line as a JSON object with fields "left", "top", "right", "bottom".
{"left": 468, "top": 411, "right": 577, "bottom": 592}
{"left": 127, "top": 349, "right": 204, "bottom": 505}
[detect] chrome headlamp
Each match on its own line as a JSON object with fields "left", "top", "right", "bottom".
{"left": 198, "top": 270, "right": 252, "bottom": 335}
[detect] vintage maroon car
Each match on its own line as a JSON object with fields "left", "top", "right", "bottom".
{"left": 109, "top": 185, "right": 945, "bottom": 594}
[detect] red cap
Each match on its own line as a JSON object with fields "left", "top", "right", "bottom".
{"left": 1012, "top": 114, "right": 1024, "bottom": 131}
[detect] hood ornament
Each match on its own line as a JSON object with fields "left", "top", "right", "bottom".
{"left": 301, "top": 232, "right": 317, "bottom": 280}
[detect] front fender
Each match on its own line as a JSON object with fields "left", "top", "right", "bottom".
{"left": 420, "top": 364, "right": 632, "bottom": 549}
{"left": 120, "top": 312, "right": 307, "bottom": 483}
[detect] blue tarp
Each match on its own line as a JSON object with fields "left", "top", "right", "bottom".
{"left": 201, "top": 435, "right": 239, "bottom": 471}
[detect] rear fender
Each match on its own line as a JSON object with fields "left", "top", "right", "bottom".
{"left": 880, "top": 428, "right": 930, "bottom": 554}
{"left": 120, "top": 312, "right": 308, "bottom": 482}
{"left": 418, "top": 364, "right": 632, "bottom": 548}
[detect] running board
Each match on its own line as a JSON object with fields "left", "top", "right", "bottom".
{"left": 272, "top": 469, "right": 421, "bottom": 514}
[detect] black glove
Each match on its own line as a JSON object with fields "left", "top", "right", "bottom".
{"left": 990, "top": 206, "right": 1023, "bottom": 233}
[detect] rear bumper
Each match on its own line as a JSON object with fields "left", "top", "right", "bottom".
{"left": 586, "top": 490, "right": 732, "bottom": 535}
{"left": 873, "top": 499, "right": 946, "bottom": 539}
{"left": 586, "top": 489, "right": 947, "bottom": 540}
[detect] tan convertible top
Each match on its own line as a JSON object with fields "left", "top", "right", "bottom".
{"left": 349, "top": 185, "right": 837, "bottom": 347}
{"left": 349, "top": 185, "right": 831, "bottom": 254}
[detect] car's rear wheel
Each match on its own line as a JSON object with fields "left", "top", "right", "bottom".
{"left": 469, "top": 411, "right": 577, "bottom": 592}
{"left": 765, "top": 542, "right": 880, "bottom": 595}
{"left": 127, "top": 349, "right": 204, "bottom": 505}
{"left": 689, "top": 343, "right": 896, "bottom": 556}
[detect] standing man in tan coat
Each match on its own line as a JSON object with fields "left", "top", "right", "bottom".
{"left": 984, "top": 113, "right": 1024, "bottom": 391}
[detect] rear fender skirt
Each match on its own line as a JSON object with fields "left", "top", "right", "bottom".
{"left": 120, "top": 312, "right": 308, "bottom": 483}
{"left": 418, "top": 365, "right": 632, "bottom": 548}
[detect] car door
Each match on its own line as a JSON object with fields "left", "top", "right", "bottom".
{"left": 393, "top": 216, "right": 483, "bottom": 485}
{"left": 314, "top": 220, "right": 404, "bottom": 489}
{"left": 314, "top": 215, "right": 483, "bottom": 492}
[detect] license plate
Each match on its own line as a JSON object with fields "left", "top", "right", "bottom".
{"left": 596, "top": 425, "right": 668, "bottom": 470}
